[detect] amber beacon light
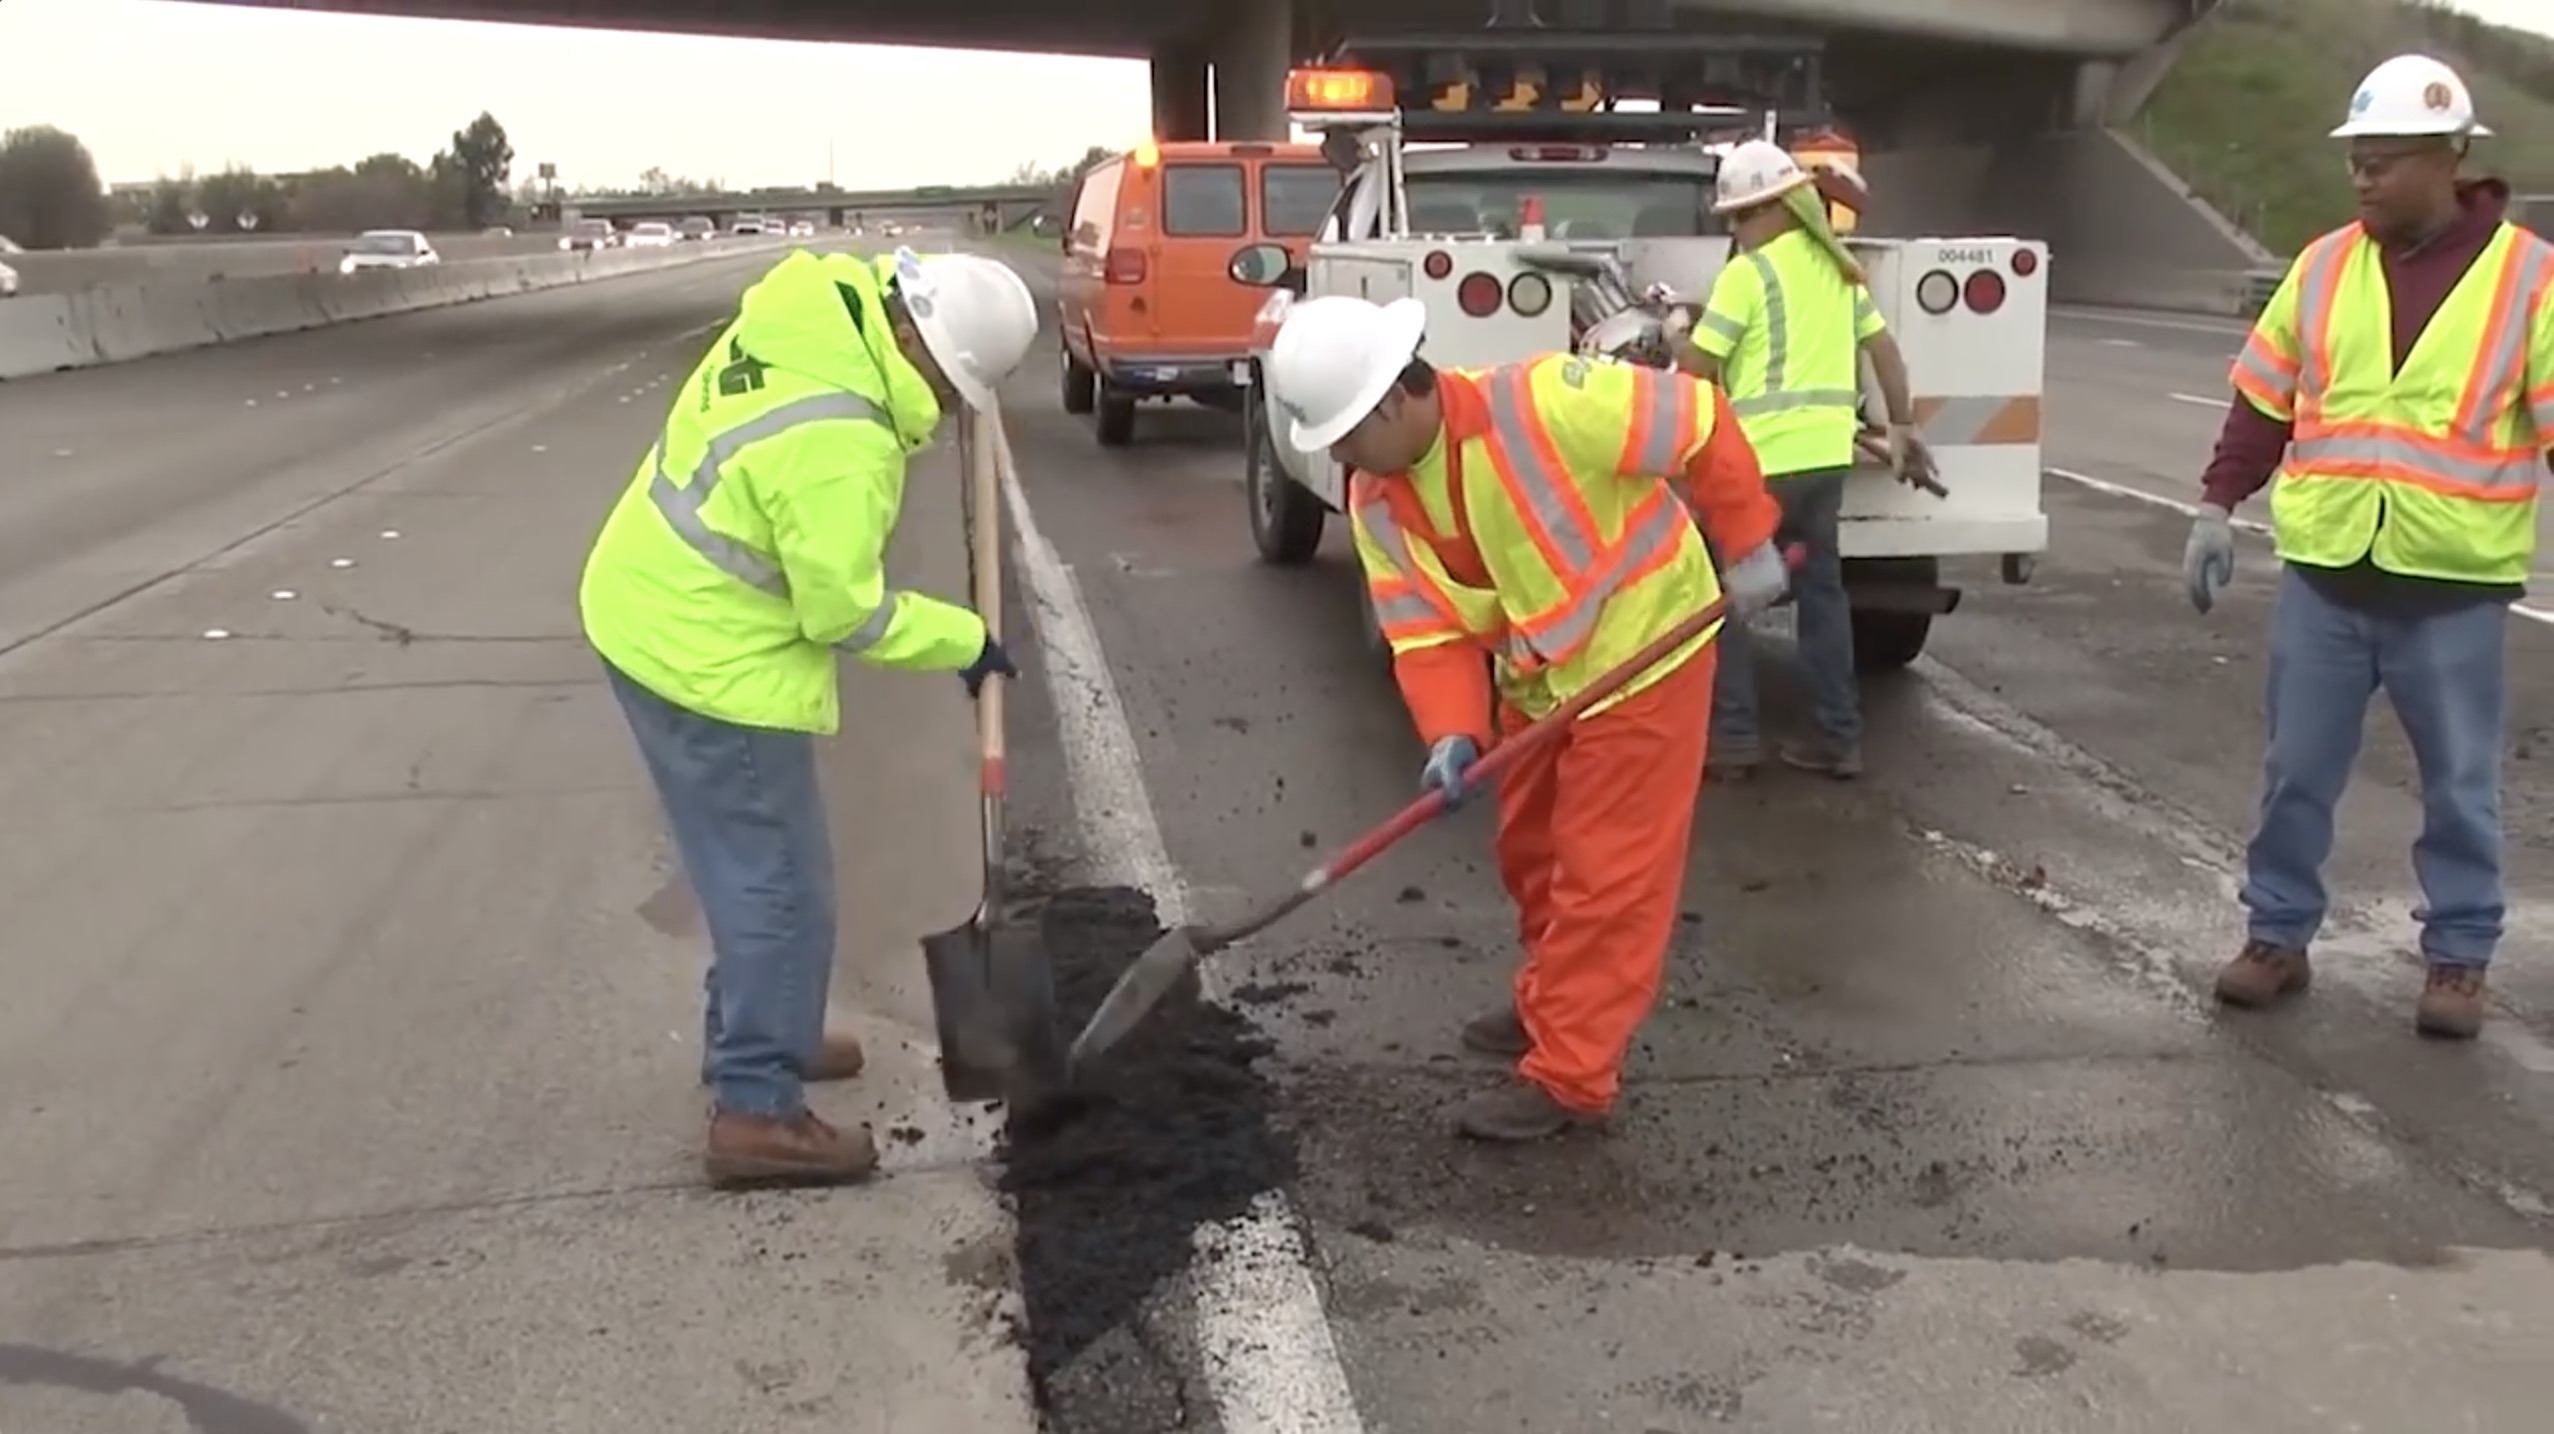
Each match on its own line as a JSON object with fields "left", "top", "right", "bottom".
{"left": 1287, "top": 68, "right": 1395, "bottom": 112}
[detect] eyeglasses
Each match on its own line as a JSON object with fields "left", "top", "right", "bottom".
{"left": 2343, "top": 148, "right": 2434, "bottom": 180}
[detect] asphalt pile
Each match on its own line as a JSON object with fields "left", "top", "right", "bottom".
{"left": 997, "top": 877, "right": 1296, "bottom": 1425}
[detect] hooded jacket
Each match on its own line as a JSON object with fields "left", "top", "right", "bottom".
{"left": 579, "top": 249, "right": 984, "bottom": 733}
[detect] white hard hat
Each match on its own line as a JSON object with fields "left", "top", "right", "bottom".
{"left": 892, "top": 248, "right": 1039, "bottom": 411}
{"left": 2330, "top": 54, "right": 2490, "bottom": 139}
{"left": 1712, "top": 139, "right": 1817, "bottom": 215}
{"left": 1267, "top": 295, "right": 1428, "bottom": 451}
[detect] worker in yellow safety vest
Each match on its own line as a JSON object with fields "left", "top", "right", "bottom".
{"left": 1680, "top": 139, "right": 1933, "bottom": 782}
{"left": 579, "top": 246, "right": 1039, "bottom": 1186}
{"left": 1264, "top": 294, "right": 1790, "bottom": 1142}
{"left": 2183, "top": 54, "right": 2554, "bottom": 1041}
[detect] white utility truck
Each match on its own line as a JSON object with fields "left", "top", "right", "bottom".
{"left": 1233, "top": 28, "right": 2050, "bottom": 673}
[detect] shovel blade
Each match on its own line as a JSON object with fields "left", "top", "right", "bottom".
{"left": 922, "top": 914, "right": 1065, "bottom": 1104}
{"left": 1068, "top": 924, "right": 1206, "bottom": 1071}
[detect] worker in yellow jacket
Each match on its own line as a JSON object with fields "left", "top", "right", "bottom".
{"left": 579, "top": 247, "right": 1038, "bottom": 1187}
{"left": 2184, "top": 55, "right": 2554, "bottom": 1041}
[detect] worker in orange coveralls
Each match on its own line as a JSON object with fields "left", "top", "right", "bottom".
{"left": 1262, "top": 294, "right": 1791, "bottom": 1141}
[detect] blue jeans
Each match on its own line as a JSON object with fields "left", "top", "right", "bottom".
{"left": 1710, "top": 467, "right": 1859, "bottom": 752}
{"left": 604, "top": 658, "right": 836, "bottom": 1116}
{"left": 2243, "top": 567, "right": 2508, "bottom": 967}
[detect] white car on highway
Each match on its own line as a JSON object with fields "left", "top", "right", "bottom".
{"left": 0, "top": 257, "right": 17, "bottom": 298}
{"left": 338, "top": 230, "right": 440, "bottom": 275}
{"left": 624, "top": 220, "right": 677, "bottom": 249}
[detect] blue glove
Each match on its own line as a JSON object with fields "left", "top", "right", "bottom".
{"left": 1419, "top": 735, "right": 1482, "bottom": 809}
{"left": 959, "top": 634, "right": 1016, "bottom": 698}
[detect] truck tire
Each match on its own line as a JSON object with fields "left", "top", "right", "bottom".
{"left": 1095, "top": 385, "right": 1137, "bottom": 447}
{"left": 1061, "top": 345, "right": 1095, "bottom": 415}
{"left": 1850, "top": 611, "right": 1932, "bottom": 674}
{"left": 1246, "top": 396, "right": 1325, "bottom": 565}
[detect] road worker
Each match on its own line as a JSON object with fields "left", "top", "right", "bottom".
{"left": 579, "top": 246, "right": 1039, "bottom": 1185}
{"left": 1680, "top": 139, "right": 1932, "bottom": 782}
{"left": 1265, "top": 294, "right": 1791, "bottom": 1142}
{"left": 2184, "top": 55, "right": 2552, "bottom": 1040}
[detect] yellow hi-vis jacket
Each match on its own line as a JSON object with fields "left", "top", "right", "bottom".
{"left": 1691, "top": 226, "right": 1886, "bottom": 476}
{"left": 2234, "top": 220, "right": 2554, "bottom": 586}
{"left": 1349, "top": 354, "right": 1724, "bottom": 722}
{"left": 579, "top": 249, "right": 984, "bottom": 733}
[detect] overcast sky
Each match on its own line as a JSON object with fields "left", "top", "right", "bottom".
{"left": 0, "top": 0, "right": 2546, "bottom": 189}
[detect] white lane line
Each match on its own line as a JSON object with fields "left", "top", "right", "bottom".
{"left": 2052, "top": 304, "right": 2252, "bottom": 338}
{"left": 996, "top": 448, "right": 1369, "bottom": 1434}
{"left": 2045, "top": 466, "right": 2554, "bottom": 627}
{"left": 2168, "top": 391, "right": 2231, "bottom": 410}
{"left": 2097, "top": 337, "right": 2142, "bottom": 348}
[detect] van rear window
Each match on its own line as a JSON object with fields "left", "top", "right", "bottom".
{"left": 1261, "top": 165, "right": 1340, "bottom": 236}
{"left": 1161, "top": 163, "right": 1247, "bottom": 237}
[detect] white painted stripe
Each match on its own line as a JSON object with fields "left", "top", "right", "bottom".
{"left": 2044, "top": 466, "right": 2554, "bottom": 627}
{"left": 2168, "top": 391, "right": 2232, "bottom": 410}
{"left": 996, "top": 441, "right": 1370, "bottom": 1433}
{"left": 2051, "top": 304, "right": 2252, "bottom": 338}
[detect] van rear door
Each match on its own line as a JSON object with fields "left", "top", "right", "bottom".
{"left": 1150, "top": 157, "right": 1262, "bottom": 354}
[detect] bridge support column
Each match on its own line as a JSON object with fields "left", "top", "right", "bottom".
{"left": 1211, "top": 0, "right": 1292, "bottom": 142}
{"left": 1152, "top": 41, "right": 1210, "bottom": 143}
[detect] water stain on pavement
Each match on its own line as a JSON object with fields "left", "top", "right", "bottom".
{"left": 995, "top": 862, "right": 1295, "bottom": 1432}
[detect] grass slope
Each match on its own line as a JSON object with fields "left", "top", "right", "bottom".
{"left": 2136, "top": 0, "right": 2554, "bottom": 254}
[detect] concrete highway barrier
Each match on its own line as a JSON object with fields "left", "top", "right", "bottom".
{"left": 2, "top": 233, "right": 576, "bottom": 295}
{"left": 0, "top": 238, "right": 789, "bottom": 381}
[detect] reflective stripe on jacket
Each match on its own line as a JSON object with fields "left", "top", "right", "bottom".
{"left": 579, "top": 249, "right": 984, "bottom": 733}
{"left": 1690, "top": 226, "right": 1885, "bottom": 475}
{"left": 1346, "top": 354, "right": 1724, "bottom": 721}
{"left": 2236, "top": 221, "right": 2554, "bottom": 586}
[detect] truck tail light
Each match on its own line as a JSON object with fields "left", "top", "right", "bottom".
{"left": 1105, "top": 247, "right": 1148, "bottom": 284}
{"left": 1455, "top": 271, "right": 1504, "bottom": 317}
{"left": 1963, "top": 270, "right": 2007, "bottom": 314}
{"left": 1422, "top": 249, "right": 1454, "bottom": 280}
{"left": 1914, "top": 269, "right": 1959, "bottom": 315}
{"left": 2010, "top": 247, "right": 2039, "bottom": 277}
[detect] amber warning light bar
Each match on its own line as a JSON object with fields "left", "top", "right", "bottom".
{"left": 1287, "top": 67, "right": 1397, "bottom": 116}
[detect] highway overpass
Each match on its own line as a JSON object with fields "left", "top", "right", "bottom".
{"left": 204, "top": 0, "right": 2268, "bottom": 311}
{"left": 571, "top": 184, "right": 1056, "bottom": 232}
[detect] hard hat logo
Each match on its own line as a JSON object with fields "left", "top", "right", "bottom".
{"left": 2350, "top": 89, "right": 2374, "bottom": 116}
{"left": 2423, "top": 80, "right": 2454, "bottom": 112}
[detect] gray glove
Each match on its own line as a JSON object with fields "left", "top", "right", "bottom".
{"left": 2183, "top": 503, "right": 2235, "bottom": 614}
{"left": 1721, "top": 541, "right": 1792, "bottom": 619}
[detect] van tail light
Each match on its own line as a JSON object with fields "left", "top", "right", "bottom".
{"left": 1104, "top": 246, "right": 1148, "bottom": 284}
{"left": 1963, "top": 270, "right": 2007, "bottom": 314}
{"left": 1455, "top": 272, "right": 1504, "bottom": 317}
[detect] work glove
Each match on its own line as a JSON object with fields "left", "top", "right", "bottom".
{"left": 1419, "top": 735, "right": 1482, "bottom": 810}
{"left": 2183, "top": 503, "right": 2236, "bottom": 615}
{"left": 959, "top": 634, "right": 1017, "bottom": 698}
{"left": 1720, "top": 541, "right": 1792, "bottom": 620}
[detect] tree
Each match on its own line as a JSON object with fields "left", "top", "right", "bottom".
{"left": 196, "top": 165, "right": 287, "bottom": 234}
{"left": 0, "top": 124, "right": 112, "bottom": 249}
{"left": 147, "top": 170, "right": 197, "bottom": 236}
{"left": 447, "top": 111, "right": 513, "bottom": 228}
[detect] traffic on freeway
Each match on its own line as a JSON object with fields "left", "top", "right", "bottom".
{"left": 2, "top": 61, "right": 2551, "bottom": 1434}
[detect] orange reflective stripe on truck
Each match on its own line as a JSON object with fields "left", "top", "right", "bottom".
{"left": 1912, "top": 394, "right": 2041, "bottom": 446}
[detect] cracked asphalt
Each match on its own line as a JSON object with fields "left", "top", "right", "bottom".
{"left": 2, "top": 229, "right": 2549, "bottom": 1434}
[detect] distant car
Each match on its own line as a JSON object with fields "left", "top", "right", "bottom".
{"left": 0, "top": 258, "right": 18, "bottom": 298}
{"left": 677, "top": 216, "right": 716, "bottom": 242}
{"left": 338, "top": 229, "right": 440, "bottom": 274}
{"left": 879, "top": 220, "right": 904, "bottom": 238}
{"left": 625, "top": 220, "right": 677, "bottom": 249}
{"left": 560, "top": 219, "right": 617, "bottom": 252}
{"left": 787, "top": 219, "right": 816, "bottom": 238}
{"left": 729, "top": 215, "right": 773, "bottom": 237}
{"left": 482, "top": 224, "right": 515, "bottom": 238}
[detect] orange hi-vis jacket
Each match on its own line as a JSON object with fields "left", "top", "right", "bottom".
{"left": 1349, "top": 354, "right": 1780, "bottom": 743}
{"left": 2233, "top": 219, "right": 2554, "bottom": 585}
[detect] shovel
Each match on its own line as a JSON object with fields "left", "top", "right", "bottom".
{"left": 1068, "top": 545, "right": 1804, "bottom": 1070}
{"left": 920, "top": 403, "right": 1067, "bottom": 1103}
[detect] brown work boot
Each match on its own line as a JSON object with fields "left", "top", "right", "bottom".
{"left": 1778, "top": 736, "right": 1862, "bottom": 779}
{"left": 2213, "top": 938, "right": 2312, "bottom": 1008}
{"left": 1451, "top": 1078, "right": 1601, "bottom": 1142}
{"left": 2415, "top": 962, "right": 2488, "bottom": 1040}
{"left": 803, "top": 1032, "right": 867, "bottom": 1082}
{"left": 1460, "top": 1006, "right": 1529, "bottom": 1059}
{"left": 703, "top": 1109, "right": 879, "bottom": 1189}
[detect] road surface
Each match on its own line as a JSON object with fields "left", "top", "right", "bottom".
{"left": 0, "top": 238, "right": 2546, "bottom": 1434}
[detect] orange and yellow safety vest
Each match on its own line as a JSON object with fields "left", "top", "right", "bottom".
{"left": 1349, "top": 354, "right": 1723, "bottom": 719}
{"left": 2234, "top": 220, "right": 2554, "bottom": 585}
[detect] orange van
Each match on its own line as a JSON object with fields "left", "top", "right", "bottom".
{"left": 1057, "top": 140, "right": 1339, "bottom": 447}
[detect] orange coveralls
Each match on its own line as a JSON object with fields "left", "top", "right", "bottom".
{"left": 1385, "top": 376, "right": 1779, "bottom": 1113}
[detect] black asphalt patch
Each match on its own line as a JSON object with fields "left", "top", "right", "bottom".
{"left": 996, "top": 859, "right": 1296, "bottom": 1432}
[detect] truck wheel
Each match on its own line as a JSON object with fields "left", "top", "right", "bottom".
{"left": 1246, "top": 396, "right": 1325, "bottom": 565}
{"left": 1095, "top": 385, "right": 1137, "bottom": 447}
{"left": 1850, "top": 611, "right": 1932, "bottom": 674}
{"left": 1061, "top": 347, "right": 1095, "bottom": 415}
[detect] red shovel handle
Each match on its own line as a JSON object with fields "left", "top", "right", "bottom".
{"left": 1311, "top": 541, "right": 1806, "bottom": 890}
